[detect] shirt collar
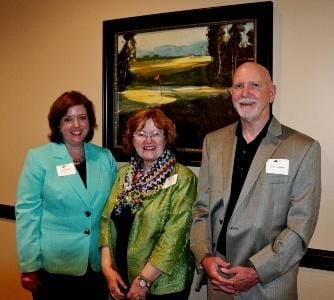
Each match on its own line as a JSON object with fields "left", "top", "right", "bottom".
{"left": 235, "top": 114, "right": 273, "bottom": 140}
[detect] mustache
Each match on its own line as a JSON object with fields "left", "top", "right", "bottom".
{"left": 238, "top": 97, "right": 257, "bottom": 104}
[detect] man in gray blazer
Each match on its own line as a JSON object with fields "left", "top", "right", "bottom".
{"left": 190, "top": 62, "right": 321, "bottom": 299}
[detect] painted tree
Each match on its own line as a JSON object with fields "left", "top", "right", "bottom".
{"left": 206, "top": 24, "right": 225, "bottom": 86}
{"left": 206, "top": 23, "right": 250, "bottom": 87}
{"left": 118, "top": 33, "right": 136, "bottom": 91}
{"left": 228, "top": 23, "right": 245, "bottom": 78}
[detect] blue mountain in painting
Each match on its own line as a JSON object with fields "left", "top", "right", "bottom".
{"left": 137, "top": 41, "right": 207, "bottom": 58}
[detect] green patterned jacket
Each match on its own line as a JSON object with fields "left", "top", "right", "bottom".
{"left": 100, "top": 162, "right": 197, "bottom": 295}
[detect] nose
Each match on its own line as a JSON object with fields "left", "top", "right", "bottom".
{"left": 145, "top": 135, "right": 153, "bottom": 142}
{"left": 73, "top": 117, "right": 80, "bottom": 127}
{"left": 241, "top": 85, "right": 250, "bottom": 97}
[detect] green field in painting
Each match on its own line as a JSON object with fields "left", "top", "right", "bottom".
{"left": 116, "top": 55, "right": 237, "bottom": 150}
{"left": 119, "top": 56, "right": 227, "bottom": 110}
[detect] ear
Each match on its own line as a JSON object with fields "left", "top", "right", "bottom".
{"left": 269, "top": 84, "right": 276, "bottom": 103}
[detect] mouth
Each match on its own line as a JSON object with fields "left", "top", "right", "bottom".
{"left": 238, "top": 98, "right": 256, "bottom": 106}
{"left": 143, "top": 146, "right": 155, "bottom": 150}
{"left": 71, "top": 130, "right": 82, "bottom": 136}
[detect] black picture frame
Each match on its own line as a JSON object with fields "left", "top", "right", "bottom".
{"left": 103, "top": 1, "right": 273, "bottom": 166}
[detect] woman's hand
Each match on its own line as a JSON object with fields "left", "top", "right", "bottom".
{"left": 21, "top": 271, "right": 40, "bottom": 293}
{"left": 126, "top": 277, "right": 149, "bottom": 300}
{"left": 101, "top": 246, "right": 128, "bottom": 299}
{"left": 103, "top": 266, "right": 128, "bottom": 300}
{"left": 126, "top": 263, "right": 160, "bottom": 300}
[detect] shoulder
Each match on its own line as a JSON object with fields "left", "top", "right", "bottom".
{"left": 27, "top": 143, "right": 58, "bottom": 157}
{"left": 114, "top": 163, "right": 130, "bottom": 178}
{"left": 174, "top": 163, "right": 197, "bottom": 179}
{"left": 282, "top": 125, "right": 317, "bottom": 143}
{"left": 29, "top": 142, "right": 54, "bottom": 152}
{"left": 118, "top": 162, "right": 130, "bottom": 172}
{"left": 200, "top": 123, "right": 237, "bottom": 153}
{"left": 85, "top": 143, "right": 116, "bottom": 160}
{"left": 21, "top": 143, "right": 59, "bottom": 172}
{"left": 85, "top": 142, "right": 108, "bottom": 153}
{"left": 276, "top": 122, "right": 320, "bottom": 149}
{"left": 205, "top": 122, "right": 237, "bottom": 141}
{"left": 269, "top": 118, "right": 321, "bottom": 157}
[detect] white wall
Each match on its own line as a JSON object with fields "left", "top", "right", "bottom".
{"left": 1, "top": 0, "right": 333, "bottom": 299}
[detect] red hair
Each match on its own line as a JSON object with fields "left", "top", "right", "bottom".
{"left": 122, "top": 107, "right": 177, "bottom": 155}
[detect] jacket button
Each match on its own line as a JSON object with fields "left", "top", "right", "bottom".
{"left": 85, "top": 211, "right": 91, "bottom": 217}
{"left": 219, "top": 219, "right": 223, "bottom": 224}
{"left": 84, "top": 229, "right": 90, "bottom": 235}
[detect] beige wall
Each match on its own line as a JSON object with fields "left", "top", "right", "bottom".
{"left": 1, "top": 0, "right": 333, "bottom": 299}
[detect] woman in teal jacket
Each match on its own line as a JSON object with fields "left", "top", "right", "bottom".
{"left": 100, "top": 108, "right": 197, "bottom": 300}
{"left": 16, "top": 91, "right": 117, "bottom": 300}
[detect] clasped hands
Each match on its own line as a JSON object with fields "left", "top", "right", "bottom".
{"left": 201, "top": 255, "right": 259, "bottom": 295}
{"left": 105, "top": 268, "right": 147, "bottom": 300}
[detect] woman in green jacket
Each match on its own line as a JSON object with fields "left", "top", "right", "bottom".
{"left": 100, "top": 107, "right": 197, "bottom": 300}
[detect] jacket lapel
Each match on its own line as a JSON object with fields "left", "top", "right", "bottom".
{"left": 235, "top": 117, "right": 282, "bottom": 209}
{"left": 221, "top": 124, "right": 237, "bottom": 207}
{"left": 209, "top": 124, "right": 237, "bottom": 213}
{"left": 85, "top": 143, "right": 101, "bottom": 208}
{"left": 53, "top": 143, "right": 90, "bottom": 208}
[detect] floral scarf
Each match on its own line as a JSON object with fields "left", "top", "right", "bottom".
{"left": 113, "top": 149, "right": 176, "bottom": 215}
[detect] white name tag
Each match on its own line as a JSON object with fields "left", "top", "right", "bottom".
{"left": 162, "top": 174, "right": 178, "bottom": 189}
{"left": 56, "top": 163, "right": 77, "bottom": 176}
{"left": 266, "top": 159, "right": 289, "bottom": 175}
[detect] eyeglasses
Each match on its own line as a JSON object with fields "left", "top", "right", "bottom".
{"left": 231, "top": 81, "right": 264, "bottom": 92}
{"left": 133, "top": 130, "right": 164, "bottom": 140}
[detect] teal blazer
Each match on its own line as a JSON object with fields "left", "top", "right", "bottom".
{"left": 16, "top": 142, "right": 117, "bottom": 275}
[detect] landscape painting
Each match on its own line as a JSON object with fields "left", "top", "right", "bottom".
{"left": 103, "top": 2, "right": 273, "bottom": 165}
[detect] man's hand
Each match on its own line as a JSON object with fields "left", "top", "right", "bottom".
{"left": 201, "top": 255, "right": 238, "bottom": 294}
{"left": 213, "top": 265, "right": 260, "bottom": 294}
{"left": 201, "top": 256, "right": 260, "bottom": 295}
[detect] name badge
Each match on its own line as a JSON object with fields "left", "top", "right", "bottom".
{"left": 162, "top": 174, "right": 178, "bottom": 189}
{"left": 56, "top": 163, "right": 77, "bottom": 176}
{"left": 266, "top": 159, "right": 289, "bottom": 175}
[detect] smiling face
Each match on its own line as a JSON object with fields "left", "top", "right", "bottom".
{"left": 59, "top": 104, "right": 90, "bottom": 148}
{"left": 133, "top": 118, "right": 167, "bottom": 171}
{"left": 231, "top": 62, "right": 276, "bottom": 126}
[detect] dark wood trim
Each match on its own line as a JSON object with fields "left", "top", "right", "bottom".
{"left": 300, "top": 248, "right": 334, "bottom": 271}
{"left": 1, "top": 204, "right": 333, "bottom": 271}
{"left": 0, "top": 204, "right": 15, "bottom": 220}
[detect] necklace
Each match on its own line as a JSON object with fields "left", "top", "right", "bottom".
{"left": 73, "top": 159, "right": 84, "bottom": 165}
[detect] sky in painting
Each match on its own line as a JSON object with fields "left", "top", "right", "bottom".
{"left": 118, "top": 26, "right": 207, "bottom": 52}
{"left": 117, "top": 22, "right": 254, "bottom": 53}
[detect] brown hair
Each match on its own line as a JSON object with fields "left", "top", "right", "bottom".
{"left": 122, "top": 107, "right": 177, "bottom": 155}
{"left": 48, "top": 91, "right": 97, "bottom": 143}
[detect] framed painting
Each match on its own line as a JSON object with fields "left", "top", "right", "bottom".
{"left": 103, "top": 1, "right": 273, "bottom": 166}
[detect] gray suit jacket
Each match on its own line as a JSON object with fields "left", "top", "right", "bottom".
{"left": 190, "top": 117, "right": 321, "bottom": 299}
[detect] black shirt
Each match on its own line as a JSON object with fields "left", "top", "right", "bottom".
{"left": 75, "top": 160, "right": 87, "bottom": 188}
{"left": 216, "top": 116, "right": 272, "bottom": 255}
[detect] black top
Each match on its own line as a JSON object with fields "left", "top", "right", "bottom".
{"left": 75, "top": 160, "right": 87, "bottom": 188}
{"left": 216, "top": 116, "right": 272, "bottom": 255}
{"left": 110, "top": 206, "right": 135, "bottom": 285}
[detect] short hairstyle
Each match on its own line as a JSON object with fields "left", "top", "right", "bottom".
{"left": 48, "top": 91, "right": 97, "bottom": 143}
{"left": 122, "top": 107, "right": 177, "bottom": 155}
